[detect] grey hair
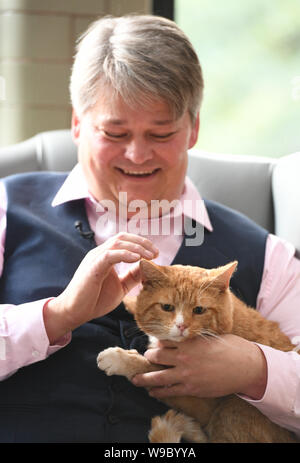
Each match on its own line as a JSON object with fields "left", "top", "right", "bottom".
{"left": 70, "top": 15, "right": 204, "bottom": 123}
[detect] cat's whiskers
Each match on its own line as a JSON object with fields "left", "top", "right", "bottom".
{"left": 197, "top": 329, "right": 229, "bottom": 346}
{"left": 142, "top": 322, "right": 168, "bottom": 338}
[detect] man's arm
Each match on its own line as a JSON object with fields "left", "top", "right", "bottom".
{"left": 0, "top": 181, "right": 158, "bottom": 379}
{"left": 0, "top": 182, "right": 72, "bottom": 380}
{"left": 0, "top": 300, "right": 71, "bottom": 381}
{"left": 44, "top": 232, "right": 158, "bottom": 344}
{"left": 243, "top": 233, "right": 300, "bottom": 436}
{"left": 132, "top": 335, "right": 267, "bottom": 399}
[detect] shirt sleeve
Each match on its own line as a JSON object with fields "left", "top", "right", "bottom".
{"left": 0, "top": 181, "right": 71, "bottom": 381}
{"left": 240, "top": 234, "right": 300, "bottom": 437}
{"left": 0, "top": 299, "right": 71, "bottom": 381}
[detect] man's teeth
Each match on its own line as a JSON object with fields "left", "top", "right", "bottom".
{"left": 121, "top": 169, "right": 157, "bottom": 176}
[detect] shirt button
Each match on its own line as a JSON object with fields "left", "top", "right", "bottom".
{"left": 32, "top": 349, "right": 40, "bottom": 358}
{"left": 107, "top": 414, "right": 119, "bottom": 425}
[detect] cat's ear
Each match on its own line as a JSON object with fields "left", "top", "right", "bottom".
{"left": 214, "top": 261, "right": 238, "bottom": 291}
{"left": 139, "top": 259, "right": 168, "bottom": 287}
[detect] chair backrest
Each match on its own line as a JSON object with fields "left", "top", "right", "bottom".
{"left": 272, "top": 152, "right": 300, "bottom": 253}
{"left": 187, "top": 149, "right": 275, "bottom": 232}
{"left": 0, "top": 130, "right": 77, "bottom": 176}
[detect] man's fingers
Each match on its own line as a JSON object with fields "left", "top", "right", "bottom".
{"left": 96, "top": 249, "right": 141, "bottom": 273}
{"left": 144, "top": 346, "right": 178, "bottom": 366}
{"left": 106, "top": 232, "right": 159, "bottom": 258}
{"left": 132, "top": 363, "right": 188, "bottom": 399}
{"left": 88, "top": 232, "right": 159, "bottom": 277}
{"left": 132, "top": 368, "right": 179, "bottom": 388}
{"left": 120, "top": 262, "right": 141, "bottom": 294}
{"left": 110, "top": 239, "right": 156, "bottom": 260}
{"left": 148, "top": 384, "right": 186, "bottom": 399}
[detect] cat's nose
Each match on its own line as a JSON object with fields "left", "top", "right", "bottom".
{"left": 176, "top": 323, "right": 187, "bottom": 333}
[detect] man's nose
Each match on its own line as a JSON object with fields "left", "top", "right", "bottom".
{"left": 124, "top": 139, "right": 153, "bottom": 164}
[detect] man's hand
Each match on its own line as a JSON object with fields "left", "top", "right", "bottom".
{"left": 132, "top": 334, "right": 267, "bottom": 400}
{"left": 43, "top": 232, "right": 158, "bottom": 344}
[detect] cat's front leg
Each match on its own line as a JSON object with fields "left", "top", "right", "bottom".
{"left": 97, "top": 347, "right": 160, "bottom": 380}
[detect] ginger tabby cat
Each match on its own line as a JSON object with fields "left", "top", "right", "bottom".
{"left": 97, "top": 259, "right": 299, "bottom": 443}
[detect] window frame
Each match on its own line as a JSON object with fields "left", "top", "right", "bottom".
{"left": 152, "top": 0, "right": 174, "bottom": 20}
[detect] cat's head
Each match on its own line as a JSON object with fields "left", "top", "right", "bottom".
{"left": 126, "top": 259, "right": 237, "bottom": 342}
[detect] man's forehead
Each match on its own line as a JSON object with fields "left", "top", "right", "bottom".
{"left": 90, "top": 92, "right": 178, "bottom": 125}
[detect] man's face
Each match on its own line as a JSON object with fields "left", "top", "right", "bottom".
{"left": 72, "top": 94, "right": 199, "bottom": 217}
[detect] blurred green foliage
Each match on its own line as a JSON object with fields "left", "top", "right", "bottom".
{"left": 176, "top": 0, "right": 300, "bottom": 157}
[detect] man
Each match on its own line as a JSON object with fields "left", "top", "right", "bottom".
{"left": 0, "top": 15, "right": 300, "bottom": 443}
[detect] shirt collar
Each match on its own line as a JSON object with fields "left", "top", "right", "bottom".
{"left": 51, "top": 163, "right": 213, "bottom": 232}
{"left": 52, "top": 163, "right": 91, "bottom": 207}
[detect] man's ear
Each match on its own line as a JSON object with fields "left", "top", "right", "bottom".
{"left": 71, "top": 109, "right": 81, "bottom": 146}
{"left": 188, "top": 112, "right": 200, "bottom": 149}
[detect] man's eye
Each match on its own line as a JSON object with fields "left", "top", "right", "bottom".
{"left": 104, "top": 131, "right": 127, "bottom": 139}
{"left": 152, "top": 132, "right": 176, "bottom": 140}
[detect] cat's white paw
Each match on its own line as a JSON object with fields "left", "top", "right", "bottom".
{"left": 97, "top": 347, "right": 138, "bottom": 377}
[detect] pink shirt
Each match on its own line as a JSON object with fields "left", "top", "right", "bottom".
{"left": 1, "top": 165, "right": 300, "bottom": 437}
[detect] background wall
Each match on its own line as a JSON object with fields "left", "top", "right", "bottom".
{"left": 0, "top": 0, "right": 151, "bottom": 147}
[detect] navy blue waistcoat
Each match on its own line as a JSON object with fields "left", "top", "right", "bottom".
{"left": 0, "top": 172, "right": 267, "bottom": 443}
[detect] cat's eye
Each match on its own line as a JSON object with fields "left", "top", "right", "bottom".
{"left": 193, "top": 306, "right": 206, "bottom": 315}
{"left": 161, "top": 304, "right": 175, "bottom": 312}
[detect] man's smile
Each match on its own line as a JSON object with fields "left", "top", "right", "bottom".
{"left": 115, "top": 167, "right": 161, "bottom": 178}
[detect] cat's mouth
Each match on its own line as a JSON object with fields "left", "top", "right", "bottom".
{"left": 168, "top": 325, "right": 190, "bottom": 342}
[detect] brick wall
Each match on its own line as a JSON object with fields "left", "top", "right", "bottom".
{"left": 0, "top": 0, "right": 151, "bottom": 146}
